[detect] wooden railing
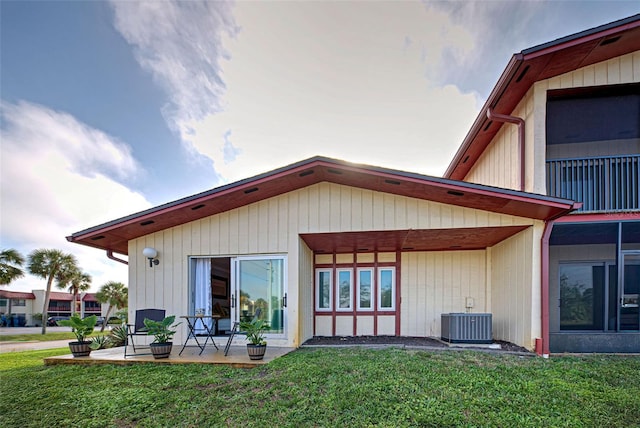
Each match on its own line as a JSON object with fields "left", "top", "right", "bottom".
{"left": 546, "top": 154, "right": 639, "bottom": 212}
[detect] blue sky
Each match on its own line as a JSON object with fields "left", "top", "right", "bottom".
{"left": 1, "top": 1, "right": 639, "bottom": 292}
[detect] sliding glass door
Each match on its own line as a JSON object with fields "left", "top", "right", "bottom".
{"left": 231, "top": 256, "right": 286, "bottom": 337}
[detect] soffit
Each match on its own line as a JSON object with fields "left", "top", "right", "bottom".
{"left": 301, "top": 226, "right": 530, "bottom": 253}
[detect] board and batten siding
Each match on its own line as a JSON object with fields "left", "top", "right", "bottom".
{"left": 489, "top": 224, "right": 544, "bottom": 350}
{"left": 401, "top": 250, "right": 487, "bottom": 338}
{"left": 128, "top": 181, "right": 535, "bottom": 347}
{"left": 464, "top": 50, "right": 640, "bottom": 195}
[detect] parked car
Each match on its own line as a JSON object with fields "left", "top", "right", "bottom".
{"left": 93, "top": 316, "right": 106, "bottom": 327}
{"left": 47, "top": 316, "right": 69, "bottom": 326}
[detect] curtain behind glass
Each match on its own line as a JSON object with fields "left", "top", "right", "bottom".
{"left": 195, "top": 259, "right": 212, "bottom": 332}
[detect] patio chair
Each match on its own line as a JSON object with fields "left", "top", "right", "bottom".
{"left": 224, "top": 308, "right": 261, "bottom": 356}
{"left": 124, "top": 308, "right": 165, "bottom": 357}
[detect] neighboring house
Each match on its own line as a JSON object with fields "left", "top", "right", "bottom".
{"left": 0, "top": 290, "right": 36, "bottom": 326}
{"left": 0, "top": 290, "right": 106, "bottom": 326}
{"left": 67, "top": 15, "right": 639, "bottom": 354}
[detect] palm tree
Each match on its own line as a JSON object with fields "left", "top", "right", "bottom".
{"left": 58, "top": 269, "right": 92, "bottom": 316}
{"left": 27, "top": 249, "right": 78, "bottom": 334}
{"left": 0, "top": 249, "right": 25, "bottom": 285}
{"left": 96, "top": 281, "right": 128, "bottom": 332}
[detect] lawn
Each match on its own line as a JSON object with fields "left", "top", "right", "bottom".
{"left": 1, "top": 347, "right": 638, "bottom": 427}
{"left": 0, "top": 331, "right": 80, "bottom": 342}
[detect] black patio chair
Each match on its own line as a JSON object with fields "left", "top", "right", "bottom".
{"left": 224, "top": 308, "right": 262, "bottom": 356}
{"left": 124, "top": 308, "right": 165, "bottom": 357}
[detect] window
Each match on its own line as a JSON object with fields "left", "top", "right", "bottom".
{"left": 357, "top": 268, "right": 373, "bottom": 311}
{"left": 11, "top": 299, "right": 26, "bottom": 306}
{"left": 336, "top": 269, "right": 353, "bottom": 311}
{"left": 378, "top": 268, "right": 395, "bottom": 310}
{"left": 0, "top": 299, "right": 7, "bottom": 307}
{"left": 316, "top": 269, "right": 333, "bottom": 311}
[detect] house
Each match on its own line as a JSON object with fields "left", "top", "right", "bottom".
{"left": 0, "top": 290, "right": 36, "bottom": 326}
{"left": 0, "top": 290, "right": 105, "bottom": 327}
{"left": 67, "top": 15, "right": 639, "bottom": 354}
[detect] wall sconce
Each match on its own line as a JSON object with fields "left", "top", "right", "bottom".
{"left": 142, "top": 247, "right": 159, "bottom": 267}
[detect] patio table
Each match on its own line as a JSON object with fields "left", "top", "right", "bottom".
{"left": 179, "top": 315, "right": 220, "bottom": 355}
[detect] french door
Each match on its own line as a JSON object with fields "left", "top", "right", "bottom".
{"left": 620, "top": 252, "right": 640, "bottom": 331}
{"left": 231, "top": 256, "right": 286, "bottom": 337}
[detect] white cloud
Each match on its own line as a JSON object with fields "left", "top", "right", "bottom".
{"left": 181, "top": 1, "right": 480, "bottom": 181}
{"left": 0, "top": 101, "right": 152, "bottom": 292}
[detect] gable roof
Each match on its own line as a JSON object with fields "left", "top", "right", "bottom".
{"left": 445, "top": 14, "right": 640, "bottom": 180}
{"left": 68, "top": 156, "right": 578, "bottom": 255}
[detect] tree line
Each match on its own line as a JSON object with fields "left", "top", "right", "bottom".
{"left": 0, "top": 248, "right": 127, "bottom": 334}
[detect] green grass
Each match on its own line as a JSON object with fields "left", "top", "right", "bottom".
{"left": 0, "top": 347, "right": 638, "bottom": 427}
{"left": 0, "top": 332, "right": 80, "bottom": 342}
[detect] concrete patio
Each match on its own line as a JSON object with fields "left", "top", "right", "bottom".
{"left": 44, "top": 342, "right": 295, "bottom": 368}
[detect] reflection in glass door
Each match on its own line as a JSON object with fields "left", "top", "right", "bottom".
{"left": 231, "top": 256, "right": 286, "bottom": 336}
{"left": 620, "top": 253, "right": 640, "bottom": 331}
{"left": 559, "top": 264, "right": 605, "bottom": 330}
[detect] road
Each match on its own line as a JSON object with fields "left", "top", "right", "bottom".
{"left": 0, "top": 326, "right": 108, "bottom": 353}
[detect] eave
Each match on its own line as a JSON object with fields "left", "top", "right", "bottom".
{"left": 445, "top": 14, "right": 640, "bottom": 181}
{"left": 67, "top": 156, "right": 578, "bottom": 255}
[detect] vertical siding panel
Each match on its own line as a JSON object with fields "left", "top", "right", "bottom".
{"left": 266, "top": 199, "right": 278, "bottom": 252}
{"left": 571, "top": 68, "right": 584, "bottom": 87}
{"left": 237, "top": 206, "right": 249, "bottom": 254}
{"left": 383, "top": 194, "right": 395, "bottom": 229}
{"left": 329, "top": 184, "right": 341, "bottom": 231}
{"left": 351, "top": 188, "right": 363, "bottom": 230}
{"left": 361, "top": 189, "right": 374, "bottom": 230}
{"left": 372, "top": 192, "right": 384, "bottom": 229}
{"left": 191, "top": 221, "right": 201, "bottom": 256}
{"left": 298, "top": 188, "right": 310, "bottom": 233}
{"left": 218, "top": 212, "right": 230, "bottom": 254}
{"left": 582, "top": 65, "right": 595, "bottom": 86}
{"left": 633, "top": 51, "right": 640, "bottom": 81}
{"left": 200, "top": 218, "right": 211, "bottom": 254}
{"left": 340, "top": 186, "right": 352, "bottom": 231}
{"left": 606, "top": 57, "right": 621, "bottom": 84}
{"left": 560, "top": 72, "right": 573, "bottom": 88}
{"left": 308, "top": 184, "right": 320, "bottom": 232}
{"left": 406, "top": 198, "right": 418, "bottom": 229}
{"left": 173, "top": 227, "right": 183, "bottom": 315}
{"left": 594, "top": 62, "right": 607, "bottom": 85}
{"left": 318, "top": 183, "right": 332, "bottom": 231}
{"left": 620, "top": 53, "right": 633, "bottom": 83}
{"left": 256, "top": 202, "right": 269, "bottom": 252}
{"left": 278, "top": 195, "right": 289, "bottom": 251}
{"left": 394, "top": 195, "right": 407, "bottom": 229}
{"left": 247, "top": 204, "right": 259, "bottom": 253}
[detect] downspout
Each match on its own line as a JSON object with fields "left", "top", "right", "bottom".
{"left": 107, "top": 250, "right": 128, "bottom": 265}
{"left": 539, "top": 220, "right": 555, "bottom": 358}
{"left": 486, "top": 108, "right": 525, "bottom": 192}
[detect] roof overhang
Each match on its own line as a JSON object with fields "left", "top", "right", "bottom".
{"left": 445, "top": 14, "right": 640, "bottom": 180}
{"left": 301, "top": 226, "right": 531, "bottom": 253}
{"left": 68, "top": 157, "right": 578, "bottom": 255}
{"left": 0, "top": 290, "right": 36, "bottom": 300}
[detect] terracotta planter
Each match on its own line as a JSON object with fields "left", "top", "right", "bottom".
{"left": 246, "top": 344, "right": 267, "bottom": 360}
{"left": 69, "top": 341, "right": 92, "bottom": 358}
{"left": 150, "top": 342, "right": 173, "bottom": 359}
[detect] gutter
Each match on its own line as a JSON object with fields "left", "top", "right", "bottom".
{"left": 107, "top": 250, "right": 128, "bottom": 265}
{"left": 486, "top": 107, "right": 526, "bottom": 192}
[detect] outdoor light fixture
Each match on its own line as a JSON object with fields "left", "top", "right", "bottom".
{"left": 142, "top": 247, "right": 159, "bottom": 267}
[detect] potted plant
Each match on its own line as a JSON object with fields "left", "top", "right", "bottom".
{"left": 144, "top": 315, "right": 180, "bottom": 359}
{"left": 239, "top": 318, "right": 268, "bottom": 360}
{"left": 58, "top": 314, "right": 97, "bottom": 357}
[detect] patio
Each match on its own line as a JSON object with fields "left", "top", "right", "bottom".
{"left": 44, "top": 343, "right": 295, "bottom": 368}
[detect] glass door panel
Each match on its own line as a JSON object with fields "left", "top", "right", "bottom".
{"left": 232, "top": 257, "right": 285, "bottom": 336}
{"left": 620, "top": 253, "right": 640, "bottom": 331}
{"left": 559, "top": 264, "right": 605, "bottom": 330}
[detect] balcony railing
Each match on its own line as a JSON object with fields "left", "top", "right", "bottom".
{"left": 546, "top": 154, "right": 639, "bottom": 212}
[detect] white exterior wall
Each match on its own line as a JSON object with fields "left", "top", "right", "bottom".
{"left": 465, "top": 50, "right": 640, "bottom": 195}
{"left": 489, "top": 224, "right": 544, "bottom": 350}
{"left": 401, "top": 250, "right": 487, "bottom": 338}
{"left": 129, "top": 182, "right": 535, "bottom": 347}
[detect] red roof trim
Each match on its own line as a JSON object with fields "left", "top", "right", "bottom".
{"left": 0, "top": 290, "right": 36, "bottom": 300}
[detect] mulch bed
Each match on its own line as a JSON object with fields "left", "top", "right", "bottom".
{"left": 302, "top": 336, "right": 531, "bottom": 353}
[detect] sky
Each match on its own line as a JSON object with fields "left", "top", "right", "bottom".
{"left": 1, "top": 1, "right": 639, "bottom": 293}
